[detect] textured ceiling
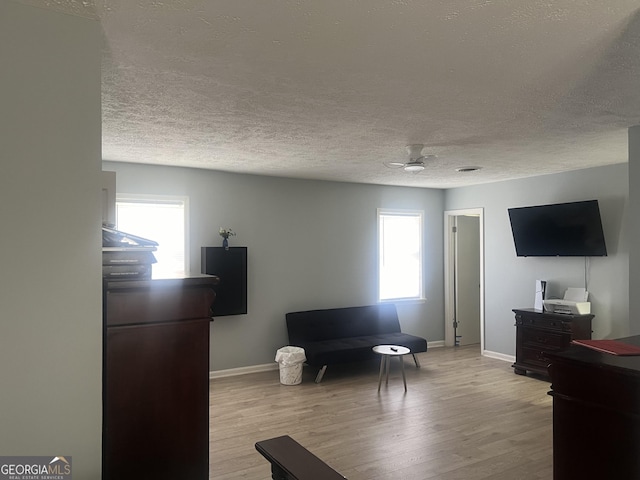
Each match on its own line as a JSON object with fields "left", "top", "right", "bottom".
{"left": 24, "top": 0, "right": 640, "bottom": 188}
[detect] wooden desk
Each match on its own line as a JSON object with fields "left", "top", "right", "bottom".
{"left": 547, "top": 335, "right": 640, "bottom": 479}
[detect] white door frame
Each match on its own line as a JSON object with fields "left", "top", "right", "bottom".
{"left": 444, "top": 208, "right": 485, "bottom": 351}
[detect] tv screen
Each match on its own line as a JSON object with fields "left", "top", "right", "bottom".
{"left": 508, "top": 200, "right": 607, "bottom": 257}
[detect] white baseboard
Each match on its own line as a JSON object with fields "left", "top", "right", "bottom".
{"left": 210, "top": 362, "right": 278, "bottom": 380}
{"left": 483, "top": 349, "right": 515, "bottom": 364}
{"left": 210, "top": 340, "right": 446, "bottom": 379}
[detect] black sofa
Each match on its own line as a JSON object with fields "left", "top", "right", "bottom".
{"left": 285, "top": 303, "right": 428, "bottom": 382}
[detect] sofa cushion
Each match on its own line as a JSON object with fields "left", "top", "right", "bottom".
{"left": 302, "top": 332, "right": 428, "bottom": 366}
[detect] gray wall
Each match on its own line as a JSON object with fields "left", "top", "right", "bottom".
{"left": 445, "top": 163, "right": 629, "bottom": 356}
{"left": 629, "top": 126, "right": 640, "bottom": 332}
{"left": 103, "top": 161, "right": 446, "bottom": 371}
{"left": 1, "top": 3, "right": 102, "bottom": 476}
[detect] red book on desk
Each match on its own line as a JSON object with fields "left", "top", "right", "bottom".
{"left": 572, "top": 339, "right": 640, "bottom": 356}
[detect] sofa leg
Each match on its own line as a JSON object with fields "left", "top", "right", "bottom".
{"left": 315, "top": 365, "right": 327, "bottom": 383}
{"left": 412, "top": 354, "right": 421, "bottom": 368}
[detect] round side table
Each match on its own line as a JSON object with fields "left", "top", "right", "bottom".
{"left": 372, "top": 344, "right": 410, "bottom": 391}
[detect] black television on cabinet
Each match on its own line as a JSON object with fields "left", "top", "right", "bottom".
{"left": 201, "top": 247, "right": 247, "bottom": 316}
{"left": 508, "top": 200, "right": 607, "bottom": 257}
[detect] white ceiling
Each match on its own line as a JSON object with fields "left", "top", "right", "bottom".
{"left": 25, "top": 0, "right": 640, "bottom": 188}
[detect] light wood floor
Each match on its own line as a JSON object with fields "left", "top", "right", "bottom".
{"left": 210, "top": 345, "right": 553, "bottom": 479}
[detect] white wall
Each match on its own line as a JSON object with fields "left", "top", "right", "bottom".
{"left": 0, "top": 2, "right": 102, "bottom": 477}
{"left": 103, "top": 161, "right": 446, "bottom": 370}
{"left": 445, "top": 163, "right": 629, "bottom": 356}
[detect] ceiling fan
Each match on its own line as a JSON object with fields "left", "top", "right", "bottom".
{"left": 384, "top": 144, "right": 437, "bottom": 173}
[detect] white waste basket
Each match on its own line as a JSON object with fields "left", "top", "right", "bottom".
{"left": 275, "top": 346, "right": 306, "bottom": 385}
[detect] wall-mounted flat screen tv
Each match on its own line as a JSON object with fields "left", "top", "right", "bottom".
{"left": 508, "top": 200, "right": 607, "bottom": 257}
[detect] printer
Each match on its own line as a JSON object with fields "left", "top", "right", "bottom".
{"left": 543, "top": 287, "right": 591, "bottom": 315}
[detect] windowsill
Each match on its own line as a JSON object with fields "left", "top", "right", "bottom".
{"left": 379, "top": 297, "right": 427, "bottom": 305}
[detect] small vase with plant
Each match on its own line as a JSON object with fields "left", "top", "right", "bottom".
{"left": 219, "top": 228, "right": 236, "bottom": 250}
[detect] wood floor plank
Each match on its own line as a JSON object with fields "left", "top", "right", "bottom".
{"left": 210, "top": 345, "right": 552, "bottom": 479}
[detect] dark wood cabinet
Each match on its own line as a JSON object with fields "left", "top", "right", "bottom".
{"left": 547, "top": 336, "right": 640, "bottom": 479}
{"left": 512, "top": 308, "right": 593, "bottom": 376}
{"left": 103, "top": 276, "right": 217, "bottom": 480}
{"left": 201, "top": 246, "right": 248, "bottom": 316}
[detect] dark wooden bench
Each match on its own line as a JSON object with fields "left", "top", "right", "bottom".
{"left": 255, "top": 435, "right": 347, "bottom": 480}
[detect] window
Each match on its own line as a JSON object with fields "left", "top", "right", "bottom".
{"left": 116, "top": 195, "right": 188, "bottom": 278}
{"left": 378, "top": 209, "right": 423, "bottom": 301}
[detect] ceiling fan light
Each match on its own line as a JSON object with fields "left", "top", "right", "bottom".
{"left": 404, "top": 164, "right": 425, "bottom": 172}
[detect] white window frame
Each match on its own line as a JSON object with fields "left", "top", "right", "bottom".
{"left": 115, "top": 193, "right": 189, "bottom": 278}
{"left": 377, "top": 208, "right": 424, "bottom": 302}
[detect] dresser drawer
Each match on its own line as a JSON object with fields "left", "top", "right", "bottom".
{"left": 520, "top": 328, "right": 565, "bottom": 349}
{"left": 105, "top": 278, "right": 216, "bottom": 326}
{"left": 515, "top": 313, "right": 569, "bottom": 332}
{"left": 518, "top": 346, "right": 553, "bottom": 369}
{"left": 513, "top": 309, "right": 594, "bottom": 376}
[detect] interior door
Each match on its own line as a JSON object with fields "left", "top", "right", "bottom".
{"left": 455, "top": 215, "right": 481, "bottom": 345}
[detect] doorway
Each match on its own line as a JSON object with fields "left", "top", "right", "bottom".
{"left": 444, "top": 209, "right": 484, "bottom": 350}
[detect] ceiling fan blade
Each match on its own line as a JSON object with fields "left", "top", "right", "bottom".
{"left": 407, "top": 144, "right": 425, "bottom": 160}
{"left": 384, "top": 162, "right": 406, "bottom": 169}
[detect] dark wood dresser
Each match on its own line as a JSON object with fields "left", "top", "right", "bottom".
{"left": 103, "top": 276, "right": 217, "bottom": 480}
{"left": 512, "top": 308, "right": 593, "bottom": 376}
{"left": 547, "top": 336, "right": 640, "bottom": 479}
